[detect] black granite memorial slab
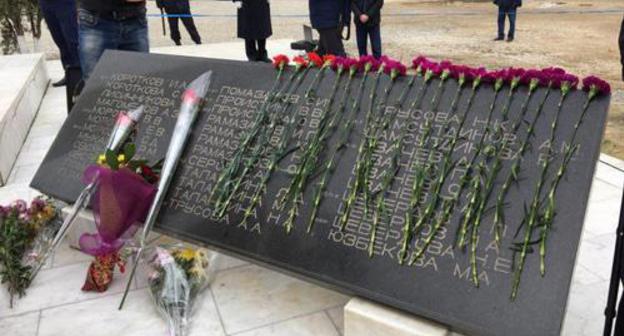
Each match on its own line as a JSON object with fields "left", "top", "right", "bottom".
{"left": 31, "top": 50, "right": 610, "bottom": 336}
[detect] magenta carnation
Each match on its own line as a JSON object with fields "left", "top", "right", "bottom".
{"left": 582, "top": 75, "right": 611, "bottom": 95}
{"left": 542, "top": 67, "right": 567, "bottom": 77}
{"left": 504, "top": 67, "right": 526, "bottom": 84}
{"left": 422, "top": 60, "right": 442, "bottom": 76}
{"left": 330, "top": 56, "right": 346, "bottom": 71}
{"left": 483, "top": 70, "right": 503, "bottom": 84}
{"left": 412, "top": 56, "right": 430, "bottom": 70}
{"left": 358, "top": 55, "right": 381, "bottom": 72}
{"left": 520, "top": 69, "right": 547, "bottom": 86}
{"left": 382, "top": 58, "right": 407, "bottom": 77}
{"left": 551, "top": 73, "right": 579, "bottom": 90}
{"left": 342, "top": 57, "right": 360, "bottom": 72}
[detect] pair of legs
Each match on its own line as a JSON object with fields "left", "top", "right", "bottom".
{"left": 78, "top": 8, "right": 149, "bottom": 79}
{"left": 316, "top": 27, "right": 346, "bottom": 57}
{"left": 355, "top": 24, "right": 381, "bottom": 59}
{"left": 165, "top": 8, "right": 201, "bottom": 45}
{"left": 245, "top": 39, "right": 269, "bottom": 62}
{"left": 497, "top": 6, "right": 517, "bottom": 41}
{"left": 39, "top": 0, "right": 80, "bottom": 84}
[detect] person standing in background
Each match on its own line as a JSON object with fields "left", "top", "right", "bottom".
{"left": 77, "top": 0, "right": 149, "bottom": 79}
{"left": 309, "top": 0, "right": 350, "bottom": 57}
{"left": 351, "top": 0, "right": 383, "bottom": 59}
{"left": 38, "top": 0, "right": 80, "bottom": 87}
{"left": 233, "top": 0, "right": 272, "bottom": 62}
{"left": 156, "top": 0, "right": 201, "bottom": 46}
{"left": 494, "top": 0, "right": 522, "bottom": 42}
{"left": 619, "top": 15, "right": 623, "bottom": 80}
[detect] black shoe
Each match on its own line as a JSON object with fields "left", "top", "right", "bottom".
{"left": 256, "top": 49, "right": 271, "bottom": 63}
{"left": 507, "top": 37, "right": 514, "bottom": 42}
{"left": 494, "top": 37, "right": 504, "bottom": 41}
{"left": 174, "top": 40, "right": 182, "bottom": 46}
{"left": 52, "top": 77, "right": 66, "bottom": 87}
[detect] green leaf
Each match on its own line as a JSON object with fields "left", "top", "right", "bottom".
{"left": 105, "top": 149, "right": 119, "bottom": 170}
{"left": 123, "top": 143, "right": 136, "bottom": 161}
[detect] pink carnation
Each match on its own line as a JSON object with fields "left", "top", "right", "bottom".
{"left": 582, "top": 75, "right": 611, "bottom": 95}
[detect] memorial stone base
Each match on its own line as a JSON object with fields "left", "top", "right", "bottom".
{"left": 0, "top": 53, "right": 49, "bottom": 186}
{"left": 345, "top": 298, "right": 466, "bottom": 336}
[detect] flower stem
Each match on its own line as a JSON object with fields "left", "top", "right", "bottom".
{"left": 397, "top": 75, "right": 436, "bottom": 264}
{"left": 209, "top": 68, "right": 288, "bottom": 213}
{"left": 281, "top": 68, "right": 345, "bottom": 233}
{"left": 306, "top": 72, "right": 356, "bottom": 233}
{"left": 238, "top": 66, "right": 313, "bottom": 226}
{"left": 494, "top": 87, "right": 552, "bottom": 242}
{"left": 405, "top": 80, "right": 468, "bottom": 263}
{"left": 339, "top": 69, "right": 382, "bottom": 230}
{"left": 511, "top": 90, "right": 569, "bottom": 300}
{"left": 368, "top": 75, "right": 418, "bottom": 256}
{"left": 456, "top": 86, "right": 502, "bottom": 250}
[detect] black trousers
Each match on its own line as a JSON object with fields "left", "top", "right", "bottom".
{"left": 619, "top": 16, "right": 623, "bottom": 80}
{"left": 245, "top": 39, "right": 267, "bottom": 61}
{"left": 165, "top": 7, "right": 201, "bottom": 44}
{"left": 316, "top": 27, "right": 346, "bottom": 57}
{"left": 39, "top": 0, "right": 80, "bottom": 69}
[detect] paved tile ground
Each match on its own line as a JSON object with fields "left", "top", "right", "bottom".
{"left": 0, "top": 42, "right": 622, "bottom": 336}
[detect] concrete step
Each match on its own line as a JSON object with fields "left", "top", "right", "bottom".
{"left": 0, "top": 53, "right": 49, "bottom": 186}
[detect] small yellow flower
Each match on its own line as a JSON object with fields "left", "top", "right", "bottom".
{"left": 117, "top": 154, "right": 126, "bottom": 163}
{"left": 177, "top": 248, "right": 196, "bottom": 261}
{"left": 97, "top": 154, "right": 106, "bottom": 165}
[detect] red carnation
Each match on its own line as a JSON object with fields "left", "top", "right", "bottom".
{"left": 323, "top": 54, "right": 337, "bottom": 68}
{"left": 293, "top": 55, "right": 309, "bottom": 69}
{"left": 307, "top": 52, "right": 323, "bottom": 68}
{"left": 272, "top": 54, "right": 290, "bottom": 69}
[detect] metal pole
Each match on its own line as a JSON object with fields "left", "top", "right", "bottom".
{"left": 603, "top": 184, "right": 624, "bottom": 336}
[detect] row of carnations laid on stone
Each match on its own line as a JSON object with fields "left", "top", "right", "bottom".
{"left": 208, "top": 52, "right": 610, "bottom": 300}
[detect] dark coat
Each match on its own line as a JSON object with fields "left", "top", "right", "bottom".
{"left": 156, "top": 0, "right": 190, "bottom": 13}
{"left": 620, "top": 16, "right": 624, "bottom": 80}
{"left": 494, "top": 0, "right": 522, "bottom": 8}
{"left": 234, "top": 0, "right": 272, "bottom": 40}
{"left": 352, "top": 0, "right": 383, "bottom": 26}
{"left": 309, "top": 0, "right": 351, "bottom": 30}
